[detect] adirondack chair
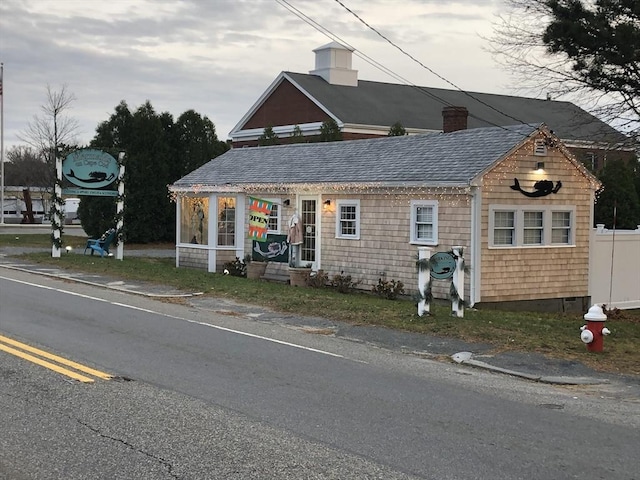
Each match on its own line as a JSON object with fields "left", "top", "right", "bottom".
{"left": 84, "top": 228, "right": 116, "bottom": 257}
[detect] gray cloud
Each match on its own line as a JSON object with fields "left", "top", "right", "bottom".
{"left": 1, "top": 0, "right": 510, "bottom": 149}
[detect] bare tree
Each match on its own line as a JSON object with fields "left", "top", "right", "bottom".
{"left": 18, "top": 84, "right": 80, "bottom": 164}
{"left": 488, "top": 0, "right": 639, "bottom": 141}
{"left": 4, "top": 145, "right": 54, "bottom": 187}
{"left": 16, "top": 84, "right": 80, "bottom": 224}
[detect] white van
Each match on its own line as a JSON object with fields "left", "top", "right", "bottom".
{"left": 64, "top": 198, "right": 81, "bottom": 223}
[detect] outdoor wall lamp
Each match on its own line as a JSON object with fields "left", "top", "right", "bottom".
{"left": 535, "top": 161, "right": 545, "bottom": 171}
{"left": 323, "top": 199, "right": 331, "bottom": 210}
{"left": 283, "top": 199, "right": 290, "bottom": 206}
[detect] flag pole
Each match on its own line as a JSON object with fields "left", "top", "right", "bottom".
{"left": 0, "top": 62, "right": 5, "bottom": 225}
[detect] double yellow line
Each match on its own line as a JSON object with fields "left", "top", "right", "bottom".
{"left": 0, "top": 334, "right": 113, "bottom": 383}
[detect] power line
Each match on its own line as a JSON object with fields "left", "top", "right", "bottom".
{"left": 274, "top": 0, "right": 528, "bottom": 133}
{"left": 332, "top": 0, "right": 529, "bottom": 127}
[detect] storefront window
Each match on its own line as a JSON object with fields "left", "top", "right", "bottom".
{"left": 217, "top": 197, "right": 236, "bottom": 246}
{"left": 180, "top": 197, "right": 209, "bottom": 245}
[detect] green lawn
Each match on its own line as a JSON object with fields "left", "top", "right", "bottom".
{"left": 2, "top": 234, "right": 639, "bottom": 376}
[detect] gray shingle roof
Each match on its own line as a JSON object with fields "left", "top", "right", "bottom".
{"left": 173, "top": 123, "right": 539, "bottom": 189}
{"left": 285, "top": 72, "right": 627, "bottom": 144}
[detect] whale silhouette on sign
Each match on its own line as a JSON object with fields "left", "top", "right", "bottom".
{"left": 510, "top": 178, "right": 562, "bottom": 198}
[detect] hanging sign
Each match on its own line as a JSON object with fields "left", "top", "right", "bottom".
{"left": 429, "top": 252, "right": 456, "bottom": 279}
{"left": 247, "top": 196, "right": 273, "bottom": 240}
{"left": 62, "top": 149, "right": 119, "bottom": 196}
{"left": 252, "top": 234, "right": 289, "bottom": 263}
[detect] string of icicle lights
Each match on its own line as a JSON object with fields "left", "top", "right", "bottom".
{"left": 170, "top": 182, "right": 472, "bottom": 207}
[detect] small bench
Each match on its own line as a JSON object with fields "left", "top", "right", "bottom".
{"left": 84, "top": 229, "right": 116, "bottom": 257}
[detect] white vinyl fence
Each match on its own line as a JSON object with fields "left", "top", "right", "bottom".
{"left": 589, "top": 225, "right": 640, "bottom": 309}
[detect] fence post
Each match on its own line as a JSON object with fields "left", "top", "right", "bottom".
{"left": 451, "top": 246, "right": 464, "bottom": 318}
{"left": 115, "top": 153, "right": 125, "bottom": 261}
{"left": 417, "top": 246, "right": 431, "bottom": 316}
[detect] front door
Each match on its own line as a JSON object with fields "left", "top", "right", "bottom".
{"left": 299, "top": 196, "right": 319, "bottom": 269}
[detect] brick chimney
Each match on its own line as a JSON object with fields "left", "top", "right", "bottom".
{"left": 442, "top": 106, "right": 468, "bottom": 133}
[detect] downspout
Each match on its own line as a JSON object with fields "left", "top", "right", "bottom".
{"left": 469, "top": 186, "right": 481, "bottom": 307}
{"left": 235, "top": 195, "right": 246, "bottom": 261}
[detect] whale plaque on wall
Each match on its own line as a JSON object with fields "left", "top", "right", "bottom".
{"left": 510, "top": 178, "right": 562, "bottom": 198}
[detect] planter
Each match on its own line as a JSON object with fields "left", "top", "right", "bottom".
{"left": 289, "top": 267, "right": 311, "bottom": 287}
{"left": 247, "top": 261, "right": 268, "bottom": 280}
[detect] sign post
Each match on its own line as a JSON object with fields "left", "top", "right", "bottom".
{"left": 417, "top": 247, "right": 432, "bottom": 316}
{"left": 58, "top": 149, "right": 124, "bottom": 259}
{"left": 417, "top": 248, "right": 465, "bottom": 317}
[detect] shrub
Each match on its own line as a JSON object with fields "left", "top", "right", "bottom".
{"left": 330, "top": 271, "right": 360, "bottom": 293}
{"left": 308, "top": 269, "right": 329, "bottom": 288}
{"left": 372, "top": 278, "right": 405, "bottom": 300}
{"left": 222, "top": 257, "right": 247, "bottom": 277}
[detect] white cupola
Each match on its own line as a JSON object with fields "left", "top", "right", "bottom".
{"left": 309, "top": 42, "right": 358, "bottom": 87}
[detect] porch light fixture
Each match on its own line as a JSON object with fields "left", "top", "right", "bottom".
{"left": 283, "top": 199, "right": 290, "bottom": 206}
{"left": 535, "top": 162, "right": 545, "bottom": 171}
{"left": 323, "top": 199, "right": 331, "bottom": 210}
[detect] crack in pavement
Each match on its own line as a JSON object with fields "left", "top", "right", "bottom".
{"left": 75, "top": 419, "right": 180, "bottom": 479}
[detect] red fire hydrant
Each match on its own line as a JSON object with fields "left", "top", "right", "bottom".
{"left": 580, "top": 304, "right": 611, "bottom": 353}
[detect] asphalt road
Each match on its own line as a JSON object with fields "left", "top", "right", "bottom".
{"left": 1, "top": 268, "right": 639, "bottom": 480}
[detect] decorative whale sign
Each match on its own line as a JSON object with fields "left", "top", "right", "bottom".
{"left": 62, "top": 149, "right": 119, "bottom": 190}
{"left": 510, "top": 178, "right": 562, "bottom": 198}
{"left": 429, "top": 252, "right": 456, "bottom": 280}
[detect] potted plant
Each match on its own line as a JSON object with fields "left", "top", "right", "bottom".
{"left": 245, "top": 254, "right": 268, "bottom": 280}
{"left": 289, "top": 263, "right": 312, "bottom": 287}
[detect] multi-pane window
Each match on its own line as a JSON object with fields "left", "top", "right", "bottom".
{"left": 491, "top": 205, "right": 574, "bottom": 247}
{"left": 410, "top": 200, "right": 438, "bottom": 245}
{"left": 180, "top": 197, "right": 209, "bottom": 245}
{"left": 267, "top": 203, "right": 280, "bottom": 233}
{"left": 217, "top": 197, "right": 236, "bottom": 246}
{"left": 336, "top": 200, "right": 360, "bottom": 239}
{"left": 493, "top": 211, "right": 515, "bottom": 246}
{"left": 552, "top": 211, "right": 571, "bottom": 244}
{"left": 523, "top": 211, "right": 543, "bottom": 245}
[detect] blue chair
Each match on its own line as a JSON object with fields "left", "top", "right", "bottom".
{"left": 84, "top": 229, "right": 116, "bottom": 257}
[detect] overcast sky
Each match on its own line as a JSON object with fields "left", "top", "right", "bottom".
{"left": 1, "top": 0, "right": 523, "bottom": 150}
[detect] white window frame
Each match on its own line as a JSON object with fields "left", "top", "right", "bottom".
{"left": 489, "top": 204, "right": 575, "bottom": 248}
{"left": 410, "top": 200, "right": 439, "bottom": 245}
{"left": 335, "top": 199, "right": 360, "bottom": 240}
{"left": 492, "top": 210, "right": 515, "bottom": 246}
{"left": 522, "top": 210, "right": 544, "bottom": 245}
{"left": 265, "top": 199, "right": 281, "bottom": 234}
{"left": 551, "top": 211, "right": 572, "bottom": 245}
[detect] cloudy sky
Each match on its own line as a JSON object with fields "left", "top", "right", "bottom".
{"left": 1, "top": 0, "right": 522, "bottom": 150}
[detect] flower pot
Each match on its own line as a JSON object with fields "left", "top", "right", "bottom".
{"left": 289, "top": 267, "right": 311, "bottom": 287}
{"left": 247, "top": 261, "right": 268, "bottom": 280}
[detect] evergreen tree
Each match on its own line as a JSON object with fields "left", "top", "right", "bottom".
{"left": 258, "top": 126, "right": 279, "bottom": 146}
{"left": 491, "top": 0, "right": 640, "bottom": 137}
{"left": 290, "top": 125, "right": 305, "bottom": 143}
{"left": 595, "top": 160, "right": 640, "bottom": 229}
{"left": 80, "top": 101, "right": 227, "bottom": 242}
{"left": 319, "top": 119, "right": 342, "bottom": 142}
{"left": 173, "top": 110, "right": 229, "bottom": 178}
{"left": 388, "top": 121, "right": 406, "bottom": 136}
